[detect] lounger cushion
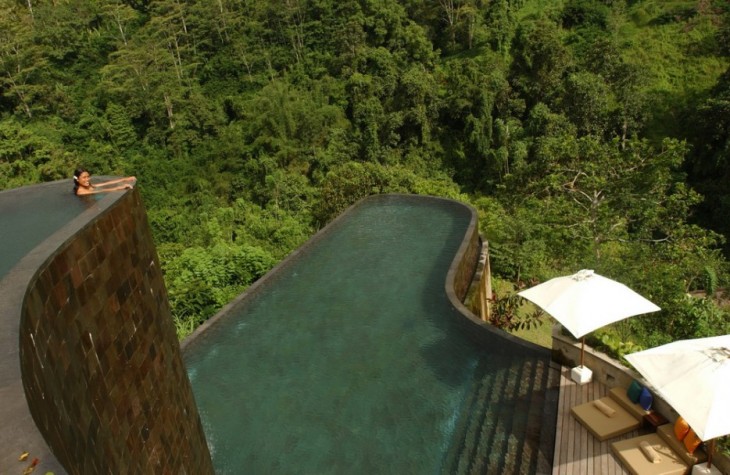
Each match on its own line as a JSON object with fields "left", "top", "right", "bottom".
{"left": 611, "top": 433, "right": 688, "bottom": 475}
{"left": 639, "top": 440, "right": 662, "bottom": 463}
{"left": 571, "top": 396, "right": 641, "bottom": 441}
{"left": 627, "top": 380, "right": 643, "bottom": 403}
{"left": 593, "top": 399, "right": 616, "bottom": 417}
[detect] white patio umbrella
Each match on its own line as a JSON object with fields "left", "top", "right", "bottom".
{"left": 626, "top": 335, "right": 730, "bottom": 469}
{"left": 518, "top": 269, "right": 661, "bottom": 367}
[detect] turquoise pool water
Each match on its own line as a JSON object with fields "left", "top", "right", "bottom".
{"left": 183, "top": 195, "right": 555, "bottom": 474}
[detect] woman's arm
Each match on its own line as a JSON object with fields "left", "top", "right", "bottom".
{"left": 76, "top": 183, "right": 133, "bottom": 196}
{"left": 93, "top": 176, "right": 136, "bottom": 188}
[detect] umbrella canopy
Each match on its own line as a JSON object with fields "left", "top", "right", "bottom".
{"left": 625, "top": 334, "right": 730, "bottom": 442}
{"left": 518, "top": 269, "right": 660, "bottom": 339}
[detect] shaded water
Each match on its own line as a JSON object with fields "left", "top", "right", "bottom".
{"left": 0, "top": 181, "right": 97, "bottom": 278}
{"left": 183, "top": 196, "right": 552, "bottom": 474}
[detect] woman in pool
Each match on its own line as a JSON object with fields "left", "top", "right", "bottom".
{"left": 73, "top": 168, "right": 136, "bottom": 196}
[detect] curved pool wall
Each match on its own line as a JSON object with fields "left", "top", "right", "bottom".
{"left": 0, "top": 181, "right": 213, "bottom": 474}
{"left": 182, "top": 194, "right": 559, "bottom": 474}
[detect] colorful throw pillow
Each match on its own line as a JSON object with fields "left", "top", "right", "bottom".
{"left": 683, "top": 428, "right": 702, "bottom": 455}
{"left": 674, "top": 417, "right": 690, "bottom": 441}
{"left": 638, "top": 387, "right": 653, "bottom": 411}
{"left": 627, "top": 380, "right": 643, "bottom": 403}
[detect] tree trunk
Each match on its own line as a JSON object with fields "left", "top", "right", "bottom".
{"left": 164, "top": 92, "right": 175, "bottom": 129}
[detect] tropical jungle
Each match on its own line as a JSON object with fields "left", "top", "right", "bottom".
{"left": 2, "top": 0, "right": 729, "bottom": 366}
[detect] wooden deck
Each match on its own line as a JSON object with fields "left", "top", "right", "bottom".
{"left": 552, "top": 367, "right": 642, "bottom": 475}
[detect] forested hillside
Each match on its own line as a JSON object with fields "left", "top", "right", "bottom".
{"left": 2, "top": 0, "right": 729, "bottom": 347}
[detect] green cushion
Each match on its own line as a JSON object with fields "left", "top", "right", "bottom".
{"left": 627, "top": 380, "right": 642, "bottom": 404}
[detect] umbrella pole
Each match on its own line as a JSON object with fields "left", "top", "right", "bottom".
{"left": 580, "top": 337, "right": 585, "bottom": 367}
{"left": 707, "top": 438, "right": 714, "bottom": 469}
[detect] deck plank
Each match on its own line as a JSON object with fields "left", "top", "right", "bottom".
{"left": 553, "top": 367, "right": 566, "bottom": 470}
{"left": 552, "top": 367, "right": 637, "bottom": 475}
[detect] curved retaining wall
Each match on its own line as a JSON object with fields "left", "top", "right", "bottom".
{"left": 2, "top": 186, "right": 213, "bottom": 474}
{"left": 441, "top": 198, "right": 552, "bottom": 357}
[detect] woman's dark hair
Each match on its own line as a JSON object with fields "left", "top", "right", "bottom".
{"left": 73, "top": 167, "right": 89, "bottom": 194}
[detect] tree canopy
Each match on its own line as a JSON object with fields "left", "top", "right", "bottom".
{"left": 1, "top": 0, "right": 728, "bottom": 345}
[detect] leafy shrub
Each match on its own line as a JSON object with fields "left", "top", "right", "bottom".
{"left": 562, "top": 0, "right": 610, "bottom": 29}
{"left": 591, "top": 331, "right": 644, "bottom": 362}
{"left": 164, "top": 244, "right": 276, "bottom": 328}
{"left": 489, "top": 290, "right": 546, "bottom": 331}
{"left": 650, "top": 6, "right": 697, "bottom": 25}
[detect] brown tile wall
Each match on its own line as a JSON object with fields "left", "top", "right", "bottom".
{"left": 440, "top": 199, "right": 551, "bottom": 357}
{"left": 19, "top": 189, "right": 214, "bottom": 475}
{"left": 451, "top": 217, "right": 480, "bottom": 301}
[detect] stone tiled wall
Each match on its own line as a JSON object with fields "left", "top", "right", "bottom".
{"left": 450, "top": 212, "right": 480, "bottom": 302}
{"left": 19, "top": 189, "right": 213, "bottom": 474}
{"left": 441, "top": 199, "right": 551, "bottom": 358}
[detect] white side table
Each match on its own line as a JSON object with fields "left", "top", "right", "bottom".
{"left": 692, "top": 463, "right": 722, "bottom": 475}
{"left": 571, "top": 365, "right": 592, "bottom": 384}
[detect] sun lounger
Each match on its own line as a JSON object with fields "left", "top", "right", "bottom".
{"left": 570, "top": 385, "right": 648, "bottom": 441}
{"left": 611, "top": 433, "right": 689, "bottom": 475}
{"left": 611, "top": 423, "right": 707, "bottom": 475}
{"left": 571, "top": 395, "right": 641, "bottom": 441}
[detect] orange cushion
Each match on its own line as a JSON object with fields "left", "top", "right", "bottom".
{"left": 683, "top": 428, "right": 702, "bottom": 454}
{"left": 674, "top": 417, "right": 690, "bottom": 441}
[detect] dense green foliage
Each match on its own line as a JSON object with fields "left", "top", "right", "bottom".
{"left": 2, "top": 0, "right": 729, "bottom": 349}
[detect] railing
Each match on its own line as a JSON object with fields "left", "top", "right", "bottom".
{"left": 477, "top": 241, "right": 492, "bottom": 322}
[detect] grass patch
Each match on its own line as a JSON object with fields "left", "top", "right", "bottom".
{"left": 509, "top": 317, "right": 554, "bottom": 348}
{"left": 490, "top": 277, "right": 555, "bottom": 348}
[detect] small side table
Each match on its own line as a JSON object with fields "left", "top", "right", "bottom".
{"left": 570, "top": 365, "right": 593, "bottom": 384}
{"left": 691, "top": 463, "right": 722, "bottom": 475}
{"left": 643, "top": 411, "right": 668, "bottom": 430}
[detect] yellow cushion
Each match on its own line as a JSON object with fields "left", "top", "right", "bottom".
{"left": 593, "top": 399, "right": 616, "bottom": 417}
{"left": 683, "top": 429, "right": 702, "bottom": 455}
{"left": 674, "top": 417, "right": 690, "bottom": 441}
{"left": 639, "top": 440, "right": 662, "bottom": 463}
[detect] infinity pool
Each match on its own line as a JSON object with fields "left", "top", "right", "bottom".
{"left": 183, "top": 195, "right": 557, "bottom": 474}
{"left": 0, "top": 181, "right": 96, "bottom": 278}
